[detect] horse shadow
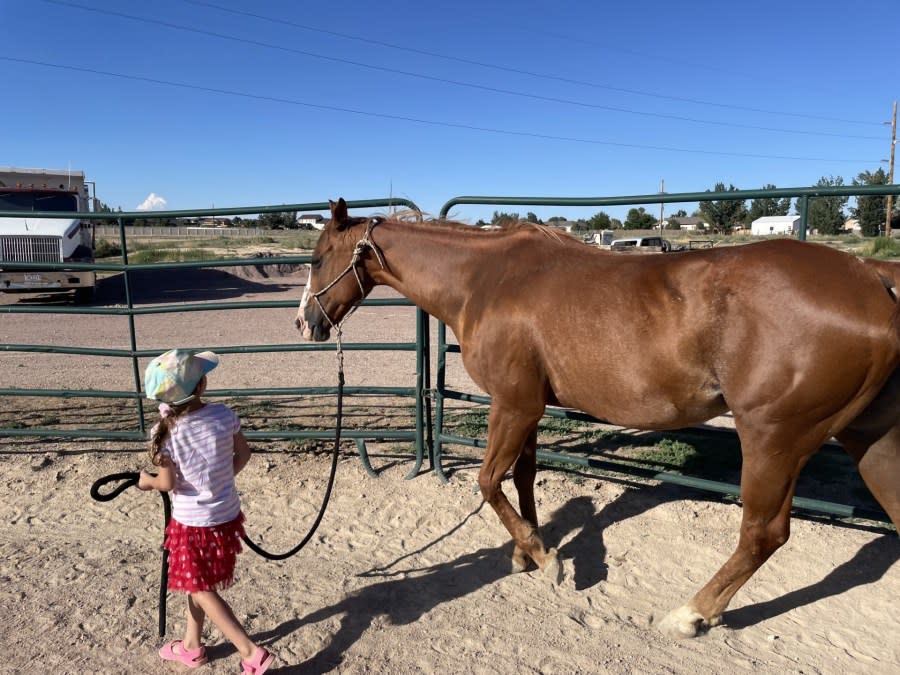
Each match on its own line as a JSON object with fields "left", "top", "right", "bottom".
{"left": 244, "top": 476, "right": 898, "bottom": 672}
{"left": 724, "top": 533, "right": 898, "bottom": 628}
{"left": 246, "top": 481, "right": 677, "bottom": 673}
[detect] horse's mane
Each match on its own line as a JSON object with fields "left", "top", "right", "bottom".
{"left": 372, "top": 210, "right": 581, "bottom": 244}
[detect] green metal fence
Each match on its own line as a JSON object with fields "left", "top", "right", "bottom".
{"left": 0, "top": 198, "right": 430, "bottom": 477}
{"left": 433, "top": 184, "right": 900, "bottom": 524}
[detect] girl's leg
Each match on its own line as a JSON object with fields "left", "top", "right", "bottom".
{"left": 189, "top": 590, "right": 259, "bottom": 661}
{"left": 183, "top": 594, "right": 206, "bottom": 650}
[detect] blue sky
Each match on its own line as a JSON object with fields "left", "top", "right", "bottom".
{"left": 3, "top": 0, "right": 897, "bottom": 223}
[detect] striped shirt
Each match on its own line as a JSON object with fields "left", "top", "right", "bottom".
{"left": 160, "top": 403, "right": 242, "bottom": 527}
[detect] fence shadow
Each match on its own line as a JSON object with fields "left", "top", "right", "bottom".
{"left": 96, "top": 268, "right": 299, "bottom": 304}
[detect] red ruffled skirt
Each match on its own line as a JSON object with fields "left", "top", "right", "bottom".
{"left": 163, "top": 512, "right": 245, "bottom": 593}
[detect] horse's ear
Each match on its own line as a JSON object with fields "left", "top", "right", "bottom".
{"left": 329, "top": 197, "right": 351, "bottom": 230}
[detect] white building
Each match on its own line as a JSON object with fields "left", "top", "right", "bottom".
{"left": 297, "top": 213, "right": 326, "bottom": 230}
{"left": 661, "top": 216, "right": 707, "bottom": 231}
{"left": 751, "top": 215, "right": 799, "bottom": 236}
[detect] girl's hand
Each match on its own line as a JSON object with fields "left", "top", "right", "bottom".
{"left": 138, "top": 459, "right": 175, "bottom": 492}
{"left": 138, "top": 470, "right": 156, "bottom": 491}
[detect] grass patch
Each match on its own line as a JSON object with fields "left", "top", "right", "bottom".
{"left": 127, "top": 248, "right": 224, "bottom": 264}
{"left": 93, "top": 238, "right": 122, "bottom": 258}
{"left": 637, "top": 437, "right": 699, "bottom": 470}
{"left": 444, "top": 409, "right": 488, "bottom": 437}
{"left": 864, "top": 236, "right": 900, "bottom": 259}
{"left": 183, "top": 236, "right": 279, "bottom": 248}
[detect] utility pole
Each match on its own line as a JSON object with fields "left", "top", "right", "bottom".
{"left": 886, "top": 101, "right": 897, "bottom": 237}
{"left": 658, "top": 179, "right": 665, "bottom": 232}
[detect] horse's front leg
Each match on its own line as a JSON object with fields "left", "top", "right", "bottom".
{"left": 479, "top": 403, "right": 562, "bottom": 583}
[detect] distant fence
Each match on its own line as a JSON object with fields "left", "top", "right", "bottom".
{"left": 94, "top": 225, "right": 307, "bottom": 239}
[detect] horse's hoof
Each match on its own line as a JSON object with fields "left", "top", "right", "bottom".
{"left": 541, "top": 548, "right": 563, "bottom": 585}
{"left": 510, "top": 555, "right": 528, "bottom": 574}
{"left": 658, "top": 605, "right": 706, "bottom": 639}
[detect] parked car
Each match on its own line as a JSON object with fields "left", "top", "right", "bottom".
{"left": 609, "top": 236, "right": 672, "bottom": 252}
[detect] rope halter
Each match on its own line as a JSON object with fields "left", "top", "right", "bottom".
{"left": 305, "top": 218, "right": 386, "bottom": 357}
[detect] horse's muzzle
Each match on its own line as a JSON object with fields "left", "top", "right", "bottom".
{"left": 294, "top": 317, "right": 331, "bottom": 342}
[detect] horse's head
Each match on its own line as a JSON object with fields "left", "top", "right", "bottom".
{"left": 295, "top": 198, "right": 382, "bottom": 341}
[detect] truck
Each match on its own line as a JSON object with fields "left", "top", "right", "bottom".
{"left": 0, "top": 167, "right": 97, "bottom": 303}
{"left": 585, "top": 230, "right": 615, "bottom": 248}
{"left": 609, "top": 235, "right": 672, "bottom": 253}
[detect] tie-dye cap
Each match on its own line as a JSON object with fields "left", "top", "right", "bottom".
{"left": 144, "top": 349, "right": 219, "bottom": 405}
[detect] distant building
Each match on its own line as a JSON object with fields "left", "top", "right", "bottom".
{"left": 843, "top": 218, "right": 861, "bottom": 234}
{"left": 661, "top": 216, "right": 707, "bottom": 231}
{"left": 298, "top": 213, "right": 326, "bottom": 230}
{"left": 751, "top": 215, "right": 799, "bottom": 236}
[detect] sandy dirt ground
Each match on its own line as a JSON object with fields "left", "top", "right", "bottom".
{"left": 0, "top": 266, "right": 898, "bottom": 674}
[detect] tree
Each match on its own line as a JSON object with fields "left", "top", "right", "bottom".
{"left": 853, "top": 167, "right": 888, "bottom": 237}
{"left": 524, "top": 211, "right": 542, "bottom": 224}
{"left": 569, "top": 220, "right": 591, "bottom": 232}
{"left": 587, "top": 211, "right": 612, "bottom": 229}
{"left": 258, "top": 211, "right": 298, "bottom": 229}
{"left": 671, "top": 209, "right": 687, "bottom": 218}
{"left": 804, "top": 176, "right": 847, "bottom": 236}
{"left": 747, "top": 184, "right": 791, "bottom": 222}
{"left": 491, "top": 210, "right": 519, "bottom": 226}
{"left": 698, "top": 183, "right": 747, "bottom": 233}
{"left": 623, "top": 207, "right": 657, "bottom": 230}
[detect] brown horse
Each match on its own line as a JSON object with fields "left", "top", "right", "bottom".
{"left": 296, "top": 198, "right": 900, "bottom": 638}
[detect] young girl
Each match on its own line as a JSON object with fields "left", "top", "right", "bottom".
{"left": 138, "top": 348, "right": 274, "bottom": 674}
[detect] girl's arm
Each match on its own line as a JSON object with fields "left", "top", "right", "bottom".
{"left": 233, "top": 430, "right": 252, "bottom": 475}
{"left": 138, "top": 456, "right": 176, "bottom": 492}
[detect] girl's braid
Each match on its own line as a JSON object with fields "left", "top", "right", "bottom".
{"left": 148, "top": 400, "right": 194, "bottom": 465}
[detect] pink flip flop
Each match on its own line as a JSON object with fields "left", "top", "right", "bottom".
{"left": 241, "top": 647, "right": 274, "bottom": 674}
{"left": 159, "top": 640, "right": 209, "bottom": 668}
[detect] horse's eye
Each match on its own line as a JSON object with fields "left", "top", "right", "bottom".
{"left": 310, "top": 257, "right": 321, "bottom": 268}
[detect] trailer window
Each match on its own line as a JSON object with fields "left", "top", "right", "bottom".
{"left": 0, "top": 191, "right": 78, "bottom": 212}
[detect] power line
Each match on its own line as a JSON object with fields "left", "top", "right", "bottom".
{"left": 183, "top": 0, "right": 884, "bottom": 128}
{"left": 41, "top": 0, "right": 887, "bottom": 140}
{"left": 1, "top": 55, "right": 880, "bottom": 165}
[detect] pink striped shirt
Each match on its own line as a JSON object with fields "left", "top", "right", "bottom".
{"left": 160, "top": 403, "right": 242, "bottom": 527}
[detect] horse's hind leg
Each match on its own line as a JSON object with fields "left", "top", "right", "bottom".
{"left": 659, "top": 427, "right": 820, "bottom": 638}
{"left": 837, "top": 425, "right": 900, "bottom": 530}
{"left": 511, "top": 428, "right": 539, "bottom": 572}
{"left": 479, "top": 403, "right": 560, "bottom": 581}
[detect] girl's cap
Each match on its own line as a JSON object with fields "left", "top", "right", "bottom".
{"left": 144, "top": 349, "right": 219, "bottom": 405}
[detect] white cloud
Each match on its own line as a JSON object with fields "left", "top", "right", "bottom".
{"left": 136, "top": 193, "right": 167, "bottom": 211}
